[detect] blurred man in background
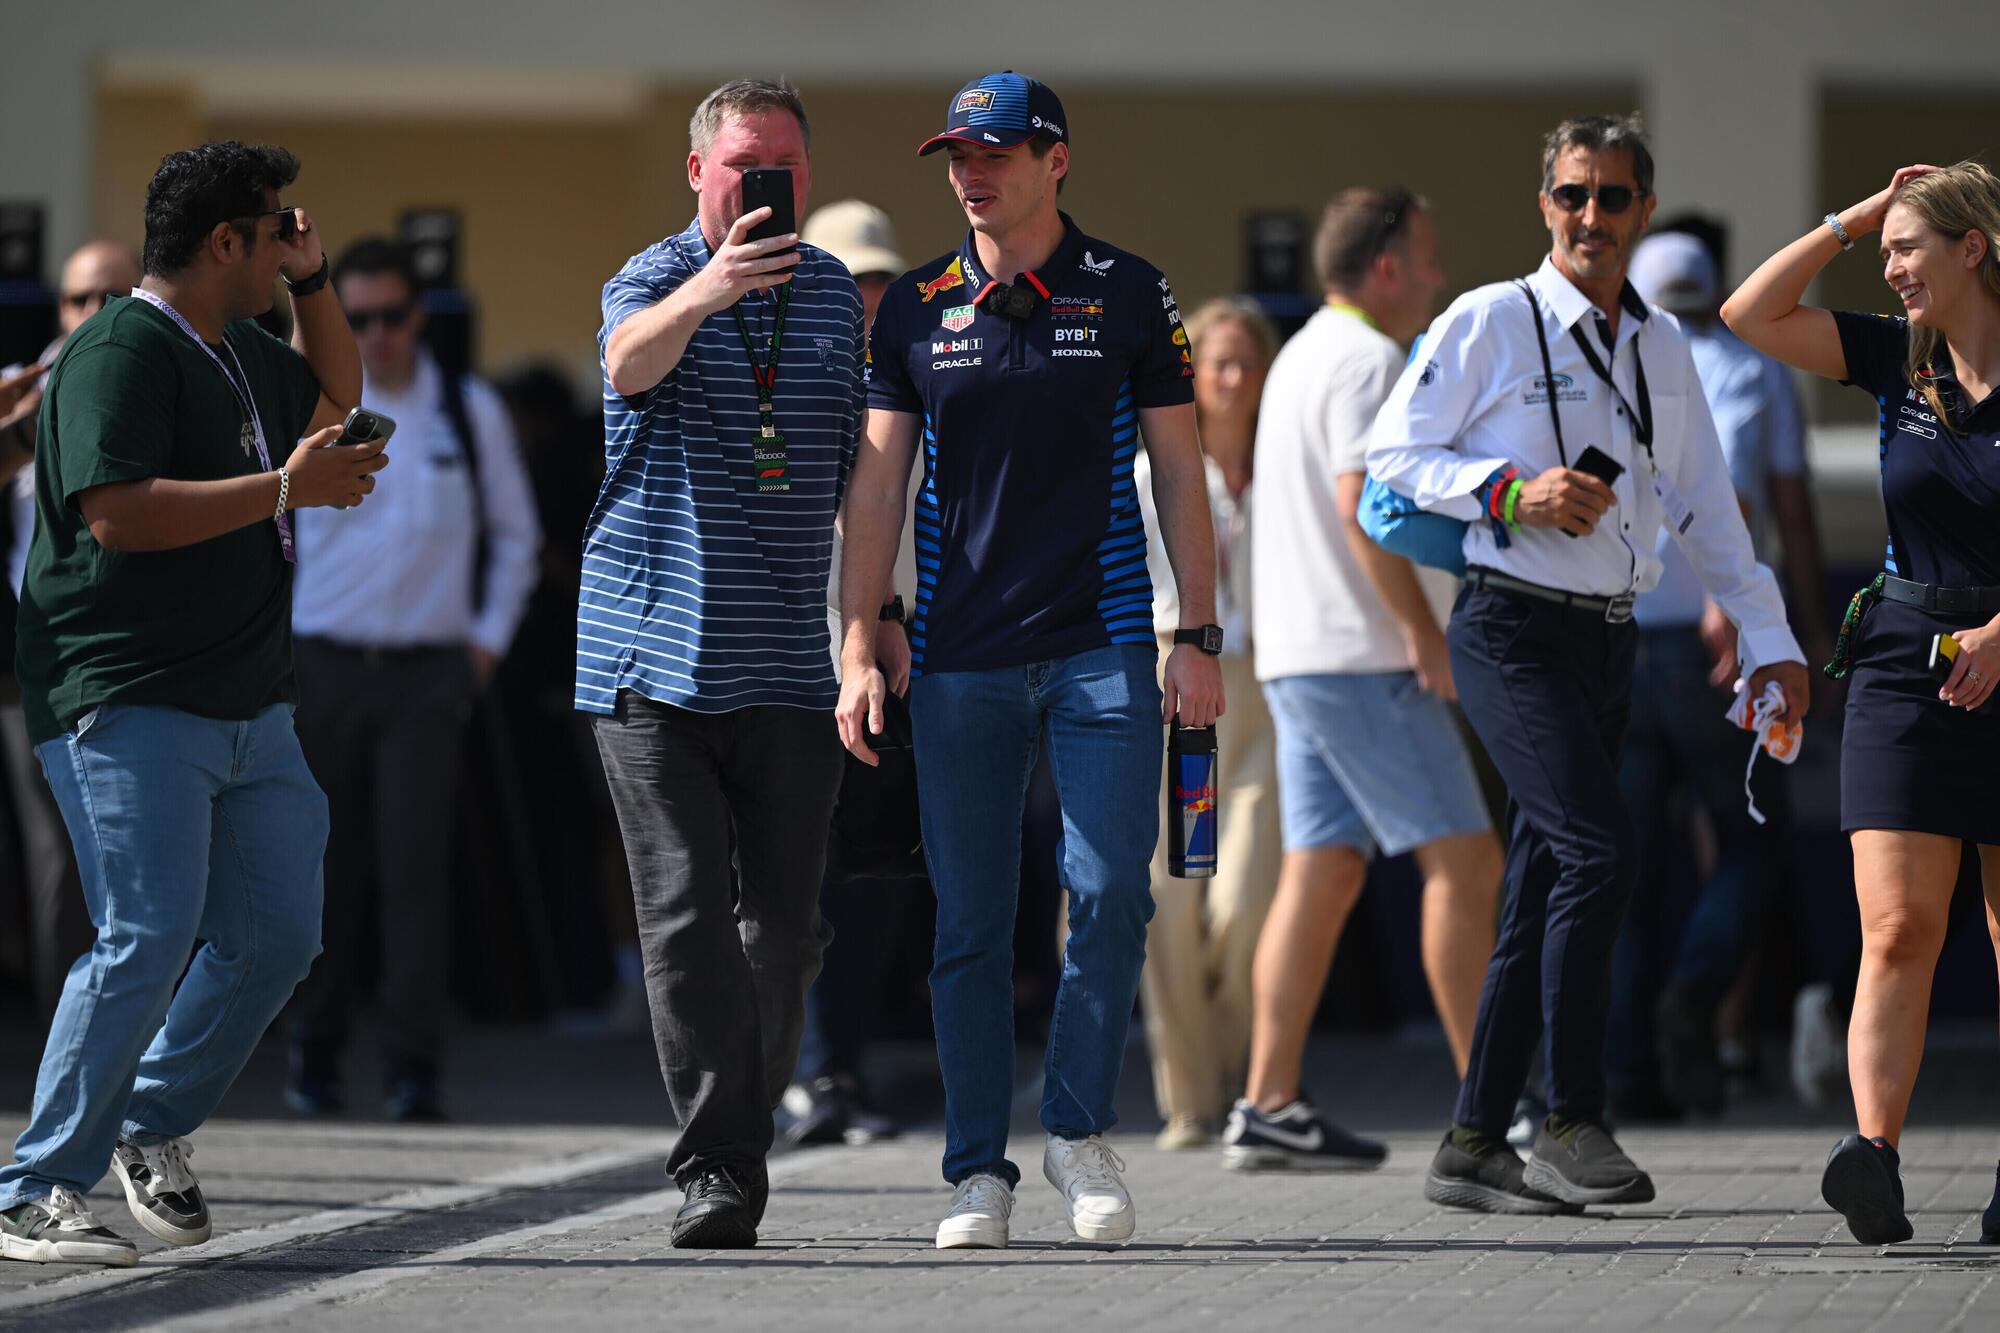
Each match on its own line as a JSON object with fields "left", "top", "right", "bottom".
{"left": 0, "top": 241, "right": 139, "bottom": 1023}
{"left": 1606, "top": 229, "right": 1829, "bottom": 1120}
{"left": 285, "top": 236, "right": 542, "bottom": 1123}
{"left": 784, "top": 197, "right": 918, "bottom": 1147}
{"left": 1230, "top": 188, "right": 1499, "bottom": 1171}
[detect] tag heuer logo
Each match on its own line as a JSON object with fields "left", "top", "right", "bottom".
{"left": 941, "top": 304, "right": 975, "bottom": 332}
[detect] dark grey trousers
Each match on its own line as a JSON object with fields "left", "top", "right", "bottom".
{"left": 0, "top": 693, "right": 89, "bottom": 1019}
{"left": 290, "top": 637, "right": 475, "bottom": 1079}
{"left": 592, "top": 690, "right": 841, "bottom": 1186}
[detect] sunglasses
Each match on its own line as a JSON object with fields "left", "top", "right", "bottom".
{"left": 346, "top": 304, "right": 415, "bottom": 333}
{"left": 1548, "top": 184, "right": 1644, "bottom": 215}
{"left": 60, "top": 289, "right": 124, "bottom": 311}
{"left": 1364, "top": 186, "right": 1418, "bottom": 261}
{"left": 232, "top": 206, "right": 301, "bottom": 241}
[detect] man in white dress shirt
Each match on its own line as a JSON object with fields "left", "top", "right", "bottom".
{"left": 286, "top": 237, "right": 541, "bottom": 1122}
{"left": 1368, "top": 115, "right": 1810, "bottom": 1214}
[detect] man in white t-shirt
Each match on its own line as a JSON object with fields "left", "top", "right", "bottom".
{"left": 1224, "top": 188, "right": 1503, "bottom": 1171}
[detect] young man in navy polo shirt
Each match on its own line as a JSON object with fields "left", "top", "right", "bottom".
{"left": 836, "top": 72, "right": 1224, "bottom": 1249}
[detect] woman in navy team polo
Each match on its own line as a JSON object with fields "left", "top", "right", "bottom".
{"left": 1724, "top": 161, "right": 2000, "bottom": 1248}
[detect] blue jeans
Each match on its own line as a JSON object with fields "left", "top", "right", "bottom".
{"left": 909, "top": 644, "right": 1162, "bottom": 1187}
{"left": 0, "top": 703, "right": 328, "bottom": 1207}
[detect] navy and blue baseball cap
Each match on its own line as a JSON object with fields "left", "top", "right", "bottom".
{"left": 917, "top": 71, "right": 1068, "bottom": 156}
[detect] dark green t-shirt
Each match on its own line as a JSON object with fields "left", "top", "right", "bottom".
{"left": 15, "top": 295, "right": 321, "bottom": 744}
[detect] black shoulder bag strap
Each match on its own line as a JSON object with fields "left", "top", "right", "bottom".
{"left": 1514, "top": 278, "right": 1567, "bottom": 467}
{"left": 439, "top": 370, "right": 491, "bottom": 613}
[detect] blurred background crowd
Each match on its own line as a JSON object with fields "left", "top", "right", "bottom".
{"left": 3, "top": 0, "right": 1997, "bottom": 1142}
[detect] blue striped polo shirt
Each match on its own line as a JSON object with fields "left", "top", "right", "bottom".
{"left": 576, "top": 219, "right": 866, "bottom": 715}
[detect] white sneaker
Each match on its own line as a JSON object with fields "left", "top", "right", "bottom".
{"left": 1791, "top": 984, "right": 1847, "bottom": 1108}
{"left": 936, "top": 1172, "right": 1012, "bottom": 1249}
{"left": 110, "top": 1137, "right": 211, "bottom": 1246}
{"left": 1043, "top": 1134, "right": 1135, "bottom": 1243}
{"left": 0, "top": 1187, "right": 139, "bottom": 1266}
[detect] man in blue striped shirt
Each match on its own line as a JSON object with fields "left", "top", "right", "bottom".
{"left": 582, "top": 78, "right": 893, "bottom": 1250}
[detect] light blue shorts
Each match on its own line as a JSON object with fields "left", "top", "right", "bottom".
{"left": 1263, "top": 672, "right": 1491, "bottom": 857}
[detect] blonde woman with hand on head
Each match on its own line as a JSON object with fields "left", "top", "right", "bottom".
{"left": 1723, "top": 160, "right": 2000, "bottom": 1249}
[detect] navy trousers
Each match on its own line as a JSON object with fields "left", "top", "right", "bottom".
{"left": 1447, "top": 581, "right": 1638, "bottom": 1136}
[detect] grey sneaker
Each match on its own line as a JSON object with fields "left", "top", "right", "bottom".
{"left": 1523, "top": 1119, "right": 1656, "bottom": 1206}
{"left": 0, "top": 1187, "right": 139, "bottom": 1266}
{"left": 1424, "top": 1131, "right": 1580, "bottom": 1215}
{"left": 110, "top": 1137, "right": 212, "bottom": 1246}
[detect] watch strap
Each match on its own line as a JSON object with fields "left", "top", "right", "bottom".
{"left": 285, "top": 255, "right": 331, "bottom": 296}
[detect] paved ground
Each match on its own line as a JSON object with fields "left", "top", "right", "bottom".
{"left": 1, "top": 1028, "right": 1995, "bottom": 1330}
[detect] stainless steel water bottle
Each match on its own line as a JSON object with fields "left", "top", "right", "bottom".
{"left": 1167, "top": 722, "right": 1218, "bottom": 879}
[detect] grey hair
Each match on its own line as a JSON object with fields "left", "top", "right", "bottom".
{"left": 1541, "top": 113, "right": 1654, "bottom": 197}
{"left": 689, "top": 78, "right": 811, "bottom": 157}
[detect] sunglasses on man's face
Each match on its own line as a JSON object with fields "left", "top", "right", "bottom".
{"left": 346, "top": 304, "right": 414, "bottom": 333}
{"left": 1548, "top": 183, "right": 1643, "bottom": 215}
{"left": 233, "top": 206, "right": 301, "bottom": 241}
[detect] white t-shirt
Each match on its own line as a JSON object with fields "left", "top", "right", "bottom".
{"left": 1252, "top": 306, "right": 1456, "bottom": 680}
{"left": 1133, "top": 451, "right": 1251, "bottom": 655}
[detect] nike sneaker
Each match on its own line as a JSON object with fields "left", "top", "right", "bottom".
{"left": 1220, "top": 1098, "right": 1386, "bottom": 1172}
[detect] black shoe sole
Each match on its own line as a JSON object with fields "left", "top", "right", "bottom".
{"left": 1820, "top": 1142, "right": 1913, "bottom": 1246}
{"left": 1423, "top": 1171, "right": 1580, "bottom": 1215}
{"left": 1522, "top": 1157, "right": 1656, "bottom": 1206}
{"left": 669, "top": 1209, "right": 758, "bottom": 1249}
{"left": 1223, "top": 1144, "right": 1385, "bottom": 1173}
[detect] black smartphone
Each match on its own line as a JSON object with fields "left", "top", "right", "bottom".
{"left": 335, "top": 405, "right": 396, "bottom": 446}
{"left": 1574, "top": 445, "right": 1624, "bottom": 486}
{"left": 739, "top": 168, "right": 798, "bottom": 265}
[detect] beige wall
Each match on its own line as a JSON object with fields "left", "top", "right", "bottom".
{"left": 93, "top": 80, "right": 1633, "bottom": 390}
{"left": 1813, "top": 89, "right": 2000, "bottom": 422}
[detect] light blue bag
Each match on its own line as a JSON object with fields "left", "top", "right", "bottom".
{"left": 1359, "top": 474, "right": 1467, "bottom": 576}
{"left": 1358, "top": 331, "right": 1468, "bottom": 575}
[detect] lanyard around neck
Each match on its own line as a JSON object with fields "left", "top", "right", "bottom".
{"left": 1567, "top": 317, "right": 1653, "bottom": 454}
{"left": 729, "top": 283, "right": 792, "bottom": 433}
{"left": 1325, "top": 301, "right": 1379, "bottom": 331}
{"left": 129, "top": 288, "right": 295, "bottom": 562}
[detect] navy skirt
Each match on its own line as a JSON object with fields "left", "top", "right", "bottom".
{"left": 1840, "top": 596, "right": 2000, "bottom": 844}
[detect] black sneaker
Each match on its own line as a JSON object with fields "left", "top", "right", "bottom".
{"left": 1820, "top": 1134, "right": 1913, "bottom": 1246}
{"left": 385, "top": 1074, "right": 448, "bottom": 1124}
{"left": 284, "top": 1043, "right": 343, "bottom": 1117}
{"left": 1, "top": 1188, "right": 138, "bottom": 1266}
{"left": 781, "top": 1075, "right": 904, "bottom": 1147}
{"left": 1220, "top": 1099, "right": 1386, "bottom": 1172}
{"left": 1424, "top": 1131, "right": 1581, "bottom": 1216}
{"left": 1979, "top": 1160, "right": 1999, "bottom": 1245}
{"left": 671, "top": 1165, "right": 758, "bottom": 1248}
{"left": 110, "top": 1137, "right": 211, "bottom": 1246}
{"left": 1523, "top": 1118, "right": 1656, "bottom": 1206}
{"left": 1656, "top": 985, "right": 1724, "bottom": 1116}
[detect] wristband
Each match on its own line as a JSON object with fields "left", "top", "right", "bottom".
{"left": 1502, "top": 478, "right": 1524, "bottom": 528}
{"left": 275, "top": 467, "right": 290, "bottom": 522}
{"left": 284, "top": 255, "right": 331, "bottom": 296}
{"left": 1824, "top": 212, "right": 1854, "bottom": 252}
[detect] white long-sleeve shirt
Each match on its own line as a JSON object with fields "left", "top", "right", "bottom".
{"left": 292, "top": 353, "right": 541, "bottom": 656}
{"left": 1366, "top": 256, "right": 1803, "bottom": 674}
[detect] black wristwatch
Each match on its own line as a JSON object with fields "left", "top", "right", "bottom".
{"left": 284, "top": 256, "right": 331, "bottom": 297}
{"left": 879, "top": 596, "right": 906, "bottom": 625}
{"left": 1174, "top": 624, "right": 1225, "bottom": 655}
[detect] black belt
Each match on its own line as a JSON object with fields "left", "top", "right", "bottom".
{"left": 1466, "top": 566, "right": 1635, "bottom": 624}
{"left": 1880, "top": 575, "right": 2000, "bottom": 618}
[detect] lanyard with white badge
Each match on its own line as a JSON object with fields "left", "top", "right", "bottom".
{"left": 1568, "top": 318, "right": 1695, "bottom": 536}
{"left": 129, "top": 288, "right": 296, "bottom": 562}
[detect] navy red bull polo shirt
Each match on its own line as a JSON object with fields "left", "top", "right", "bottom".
{"left": 867, "top": 213, "right": 1195, "bottom": 675}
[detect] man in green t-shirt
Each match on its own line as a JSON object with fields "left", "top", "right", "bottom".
{"left": 0, "top": 140, "right": 387, "bottom": 1268}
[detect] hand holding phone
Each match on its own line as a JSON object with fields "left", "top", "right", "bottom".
{"left": 1930, "top": 632, "right": 1996, "bottom": 714}
{"left": 1573, "top": 445, "right": 1624, "bottom": 486}
{"left": 740, "top": 168, "right": 798, "bottom": 266}
{"left": 335, "top": 406, "right": 396, "bottom": 447}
